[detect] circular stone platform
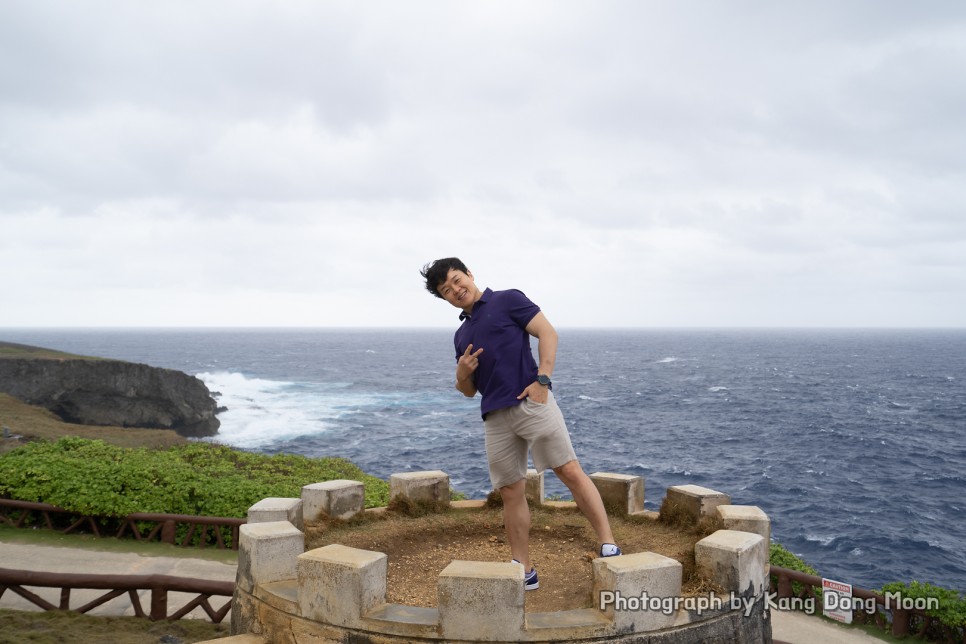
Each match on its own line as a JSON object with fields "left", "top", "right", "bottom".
{"left": 229, "top": 471, "right": 773, "bottom": 643}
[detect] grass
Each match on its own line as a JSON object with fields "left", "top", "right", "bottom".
{"left": 0, "top": 609, "right": 228, "bottom": 644}
{"left": 0, "top": 341, "right": 105, "bottom": 361}
{"left": 0, "top": 403, "right": 232, "bottom": 642}
{"left": 0, "top": 341, "right": 181, "bottom": 453}
{"left": 0, "top": 346, "right": 228, "bottom": 641}
{"left": 0, "top": 393, "right": 187, "bottom": 454}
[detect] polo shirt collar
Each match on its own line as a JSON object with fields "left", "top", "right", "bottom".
{"left": 458, "top": 287, "right": 491, "bottom": 321}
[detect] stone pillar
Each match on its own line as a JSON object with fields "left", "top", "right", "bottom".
{"left": 438, "top": 561, "right": 525, "bottom": 641}
{"left": 665, "top": 484, "right": 731, "bottom": 521}
{"left": 247, "top": 497, "right": 304, "bottom": 531}
{"left": 297, "top": 544, "right": 387, "bottom": 629}
{"left": 389, "top": 471, "right": 450, "bottom": 506}
{"left": 236, "top": 521, "right": 304, "bottom": 593}
{"left": 593, "top": 551, "right": 682, "bottom": 632}
{"left": 695, "top": 530, "right": 768, "bottom": 597}
{"left": 302, "top": 480, "right": 365, "bottom": 521}
{"left": 590, "top": 472, "right": 645, "bottom": 515}
{"left": 715, "top": 505, "right": 770, "bottom": 543}
{"left": 526, "top": 468, "right": 545, "bottom": 505}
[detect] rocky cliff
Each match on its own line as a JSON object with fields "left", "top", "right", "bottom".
{"left": 0, "top": 344, "right": 220, "bottom": 437}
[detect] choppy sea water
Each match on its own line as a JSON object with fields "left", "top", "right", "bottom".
{"left": 2, "top": 327, "right": 964, "bottom": 593}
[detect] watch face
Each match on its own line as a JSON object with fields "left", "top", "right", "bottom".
{"left": 537, "top": 375, "right": 551, "bottom": 386}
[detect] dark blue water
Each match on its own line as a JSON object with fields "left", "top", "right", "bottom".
{"left": 2, "top": 328, "right": 964, "bottom": 593}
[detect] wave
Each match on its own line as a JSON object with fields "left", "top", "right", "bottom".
{"left": 197, "top": 371, "right": 378, "bottom": 449}
{"left": 805, "top": 533, "right": 838, "bottom": 547}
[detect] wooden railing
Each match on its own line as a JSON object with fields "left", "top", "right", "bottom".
{"left": 770, "top": 566, "right": 964, "bottom": 643}
{"left": 0, "top": 499, "right": 245, "bottom": 549}
{"left": 0, "top": 567, "right": 233, "bottom": 623}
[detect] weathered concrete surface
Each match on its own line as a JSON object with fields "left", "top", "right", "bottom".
{"left": 526, "top": 468, "right": 545, "bottom": 505}
{"left": 591, "top": 472, "right": 645, "bottom": 515}
{"left": 302, "top": 479, "right": 365, "bottom": 521}
{"left": 298, "top": 544, "right": 387, "bottom": 629}
{"left": 235, "top": 521, "right": 303, "bottom": 594}
{"left": 438, "top": 560, "right": 525, "bottom": 641}
{"left": 389, "top": 470, "right": 450, "bottom": 506}
{"left": 666, "top": 484, "right": 732, "bottom": 520}
{"left": 593, "top": 551, "right": 683, "bottom": 632}
{"left": 247, "top": 498, "right": 304, "bottom": 531}
{"left": 695, "top": 529, "right": 768, "bottom": 597}
{"left": 716, "top": 505, "right": 771, "bottom": 543}
{"left": 0, "top": 353, "right": 220, "bottom": 436}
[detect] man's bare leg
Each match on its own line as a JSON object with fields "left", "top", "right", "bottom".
{"left": 500, "top": 478, "right": 531, "bottom": 570}
{"left": 553, "top": 459, "right": 616, "bottom": 547}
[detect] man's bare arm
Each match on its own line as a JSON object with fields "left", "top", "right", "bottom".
{"left": 517, "top": 312, "right": 557, "bottom": 403}
{"left": 456, "top": 344, "right": 483, "bottom": 397}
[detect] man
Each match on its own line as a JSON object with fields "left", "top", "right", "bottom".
{"left": 421, "top": 257, "right": 621, "bottom": 591}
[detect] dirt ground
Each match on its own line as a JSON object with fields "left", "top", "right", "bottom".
{"left": 306, "top": 502, "right": 719, "bottom": 614}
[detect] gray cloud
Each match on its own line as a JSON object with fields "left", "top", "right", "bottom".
{"left": 1, "top": 1, "right": 964, "bottom": 327}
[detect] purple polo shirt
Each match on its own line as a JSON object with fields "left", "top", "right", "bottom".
{"left": 454, "top": 288, "right": 542, "bottom": 418}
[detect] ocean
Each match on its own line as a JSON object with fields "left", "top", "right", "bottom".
{"left": 1, "top": 327, "right": 963, "bottom": 593}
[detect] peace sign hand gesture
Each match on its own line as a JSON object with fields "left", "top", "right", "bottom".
{"left": 456, "top": 344, "right": 483, "bottom": 383}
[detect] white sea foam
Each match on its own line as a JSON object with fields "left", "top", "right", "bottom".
{"left": 707, "top": 386, "right": 729, "bottom": 393}
{"left": 657, "top": 357, "right": 678, "bottom": 363}
{"left": 198, "top": 371, "right": 376, "bottom": 449}
{"left": 805, "top": 533, "right": 836, "bottom": 546}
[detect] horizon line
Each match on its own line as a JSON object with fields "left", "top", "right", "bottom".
{"left": 2, "top": 325, "right": 965, "bottom": 332}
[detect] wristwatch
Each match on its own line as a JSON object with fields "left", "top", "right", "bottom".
{"left": 536, "top": 374, "right": 552, "bottom": 386}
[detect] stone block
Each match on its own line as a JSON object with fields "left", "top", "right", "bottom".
{"left": 438, "top": 561, "right": 525, "bottom": 641}
{"left": 593, "top": 551, "right": 683, "bottom": 632}
{"left": 302, "top": 479, "right": 365, "bottom": 521}
{"left": 236, "top": 521, "right": 304, "bottom": 593}
{"left": 695, "top": 529, "right": 768, "bottom": 597}
{"left": 526, "top": 468, "right": 545, "bottom": 505}
{"left": 665, "top": 484, "right": 731, "bottom": 521}
{"left": 247, "top": 497, "right": 303, "bottom": 531}
{"left": 590, "top": 472, "right": 645, "bottom": 515}
{"left": 389, "top": 470, "right": 450, "bottom": 507}
{"left": 716, "top": 505, "right": 771, "bottom": 543}
{"left": 298, "top": 544, "right": 387, "bottom": 629}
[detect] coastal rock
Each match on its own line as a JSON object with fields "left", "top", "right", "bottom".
{"left": 0, "top": 353, "right": 221, "bottom": 437}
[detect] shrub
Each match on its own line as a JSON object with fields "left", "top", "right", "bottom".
{"left": 769, "top": 543, "right": 823, "bottom": 603}
{"left": 769, "top": 542, "right": 819, "bottom": 575}
{"left": 0, "top": 437, "right": 390, "bottom": 519}
{"left": 880, "top": 580, "right": 966, "bottom": 631}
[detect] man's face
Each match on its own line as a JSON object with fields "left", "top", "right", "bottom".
{"left": 437, "top": 269, "right": 482, "bottom": 312}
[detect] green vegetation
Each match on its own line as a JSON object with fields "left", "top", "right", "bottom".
{"left": 769, "top": 542, "right": 819, "bottom": 575}
{"left": 0, "top": 393, "right": 187, "bottom": 452}
{"left": 769, "top": 542, "right": 824, "bottom": 603}
{"left": 881, "top": 580, "right": 966, "bottom": 632}
{"left": 0, "top": 437, "right": 390, "bottom": 520}
{"left": 771, "top": 543, "right": 965, "bottom": 640}
{"left": 0, "top": 608, "right": 226, "bottom": 644}
{"left": 0, "top": 341, "right": 102, "bottom": 361}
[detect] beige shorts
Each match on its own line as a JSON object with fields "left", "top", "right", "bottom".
{"left": 483, "top": 390, "right": 578, "bottom": 490}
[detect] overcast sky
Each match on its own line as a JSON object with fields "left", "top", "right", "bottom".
{"left": 1, "top": 1, "right": 964, "bottom": 328}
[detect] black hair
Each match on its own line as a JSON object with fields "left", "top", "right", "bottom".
{"left": 420, "top": 257, "right": 469, "bottom": 298}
